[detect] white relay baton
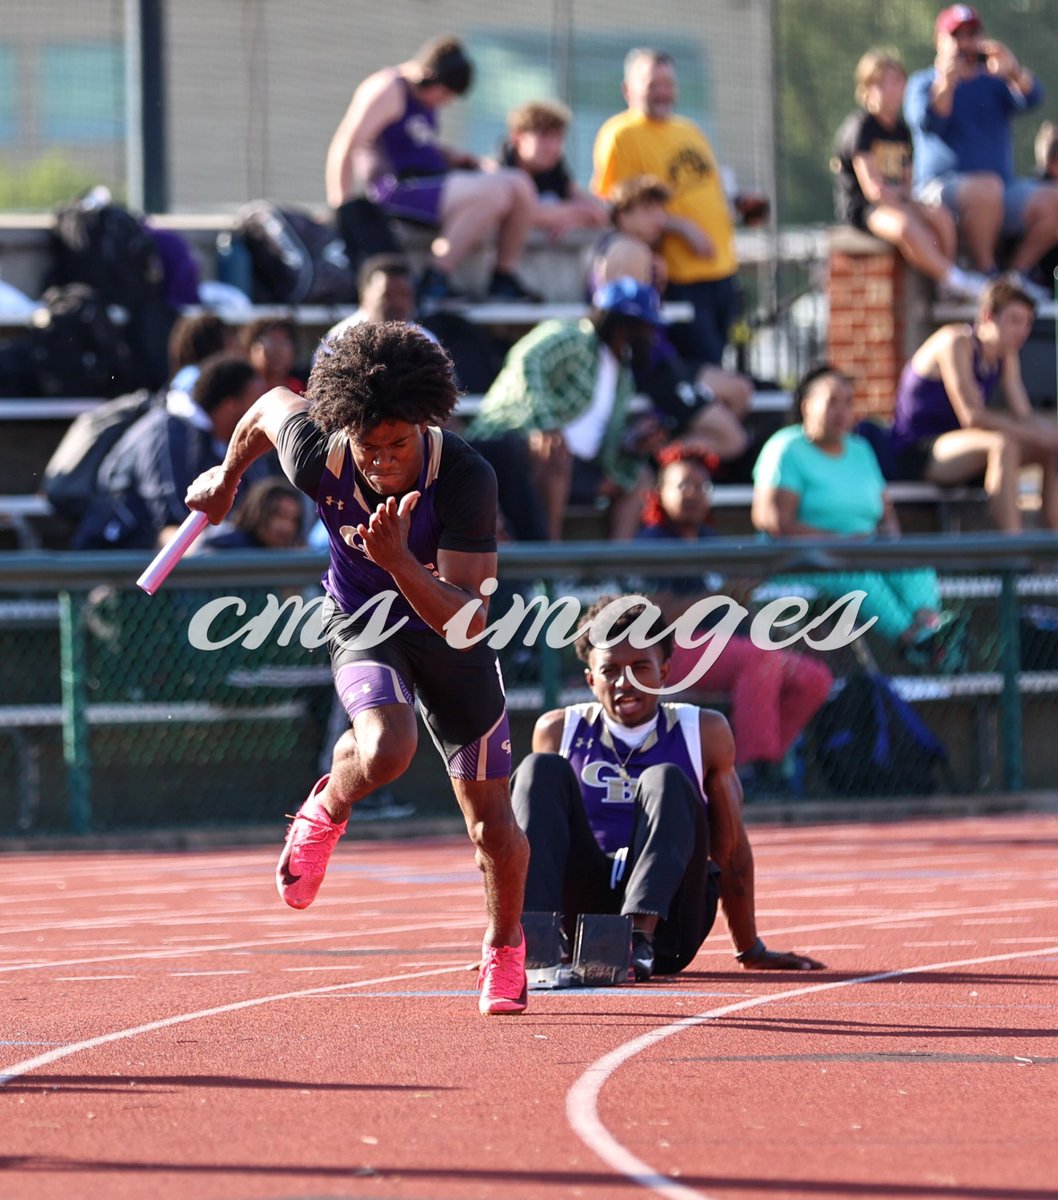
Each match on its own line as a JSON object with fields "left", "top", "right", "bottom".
{"left": 136, "top": 510, "right": 210, "bottom": 595}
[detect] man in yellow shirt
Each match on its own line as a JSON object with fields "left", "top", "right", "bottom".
{"left": 593, "top": 48, "right": 753, "bottom": 373}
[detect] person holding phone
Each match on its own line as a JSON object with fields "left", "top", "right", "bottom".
{"left": 904, "top": 5, "right": 1058, "bottom": 293}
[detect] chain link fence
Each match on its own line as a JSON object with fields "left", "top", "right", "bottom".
{"left": 2, "top": 537, "right": 1057, "bottom": 834}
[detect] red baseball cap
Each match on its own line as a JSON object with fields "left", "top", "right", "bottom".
{"left": 935, "top": 4, "right": 982, "bottom": 39}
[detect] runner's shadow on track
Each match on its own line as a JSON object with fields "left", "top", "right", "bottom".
{"left": 1, "top": 1074, "right": 457, "bottom": 1095}
{"left": 3, "top": 1157, "right": 1058, "bottom": 1197}
{"left": 691, "top": 1014, "right": 1057, "bottom": 1039}
{"left": 678, "top": 969, "right": 1058, "bottom": 986}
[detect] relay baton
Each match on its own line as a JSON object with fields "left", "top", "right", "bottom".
{"left": 136, "top": 509, "right": 210, "bottom": 595}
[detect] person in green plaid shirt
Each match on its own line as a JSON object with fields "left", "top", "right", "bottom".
{"left": 466, "top": 278, "right": 666, "bottom": 540}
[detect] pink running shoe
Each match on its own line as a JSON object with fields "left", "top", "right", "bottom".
{"left": 478, "top": 927, "right": 528, "bottom": 1015}
{"left": 276, "top": 776, "right": 348, "bottom": 910}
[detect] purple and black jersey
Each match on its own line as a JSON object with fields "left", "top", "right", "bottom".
{"left": 376, "top": 76, "right": 448, "bottom": 181}
{"left": 559, "top": 702, "right": 707, "bottom": 854}
{"left": 891, "top": 334, "right": 1002, "bottom": 451}
{"left": 276, "top": 412, "right": 497, "bottom": 631}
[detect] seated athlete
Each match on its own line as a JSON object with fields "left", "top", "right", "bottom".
{"left": 511, "top": 595, "right": 825, "bottom": 981}
{"left": 185, "top": 321, "right": 529, "bottom": 1017}
{"left": 326, "top": 35, "right": 537, "bottom": 305}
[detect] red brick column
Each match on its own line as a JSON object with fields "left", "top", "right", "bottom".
{"left": 826, "top": 229, "right": 907, "bottom": 420}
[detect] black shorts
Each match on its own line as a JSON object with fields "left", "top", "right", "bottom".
{"left": 895, "top": 436, "right": 939, "bottom": 481}
{"left": 321, "top": 596, "right": 511, "bottom": 779}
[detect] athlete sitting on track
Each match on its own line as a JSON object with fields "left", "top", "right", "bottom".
{"left": 185, "top": 321, "right": 529, "bottom": 1017}
{"left": 512, "top": 595, "right": 825, "bottom": 981}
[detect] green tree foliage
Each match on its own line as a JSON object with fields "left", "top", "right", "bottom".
{"left": 0, "top": 153, "right": 120, "bottom": 211}
{"left": 776, "top": 0, "right": 1058, "bottom": 225}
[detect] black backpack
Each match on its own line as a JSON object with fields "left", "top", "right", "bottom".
{"left": 810, "top": 671, "right": 949, "bottom": 796}
{"left": 49, "top": 195, "right": 176, "bottom": 390}
{"left": 42, "top": 388, "right": 159, "bottom": 521}
{"left": 51, "top": 195, "right": 165, "bottom": 310}
{"left": 27, "top": 284, "right": 134, "bottom": 398}
{"left": 236, "top": 201, "right": 358, "bottom": 304}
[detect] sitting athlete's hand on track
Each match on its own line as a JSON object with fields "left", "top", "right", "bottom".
{"left": 356, "top": 492, "right": 420, "bottom": 569}
{"left": 186, "top": 466, "right": 239, "bottom": 525}
{"left": 738, "top": 940, "right": 825, "bottom": 972}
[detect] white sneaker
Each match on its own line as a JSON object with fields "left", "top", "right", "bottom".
{"left": 939, "top": 268, "right": 989, "bottom": 302}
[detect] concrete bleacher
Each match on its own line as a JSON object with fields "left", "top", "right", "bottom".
{"left": 0, "top": 209, "right": 1007, "bottom": 547}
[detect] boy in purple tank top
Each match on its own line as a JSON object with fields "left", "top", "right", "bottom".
{"left": 891, "top": 274, "right": 1058, "bottom": 531}
{"left": 185, "top": 322, "right": 529, "bottom": 1016}
{"left": 511, "top": 596, "right": 824, "bottom": 981}
{"left": 326, "top": 36, "right": 538, "bottom": 305}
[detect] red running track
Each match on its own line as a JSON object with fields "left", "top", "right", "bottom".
{"left": 2, "top": 812, "right": 1057, "bottom": 1200}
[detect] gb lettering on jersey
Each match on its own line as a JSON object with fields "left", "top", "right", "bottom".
{"left": 581, "top": 761, "right": 636, "bottom": 805}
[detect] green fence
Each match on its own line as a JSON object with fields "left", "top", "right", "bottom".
{"left": 2, "top": 534, "right": 1058, "bottom": 835}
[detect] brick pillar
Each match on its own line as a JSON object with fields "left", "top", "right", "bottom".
{"left": 827, "top": 228, "right": 907, "bottom": 420}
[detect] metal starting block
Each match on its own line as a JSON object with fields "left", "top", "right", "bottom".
{"left": 523, "top": 911, "right": 565, "bottom": 989}
{"left": 571, "top": 913, "right": 632, "bottom": 987}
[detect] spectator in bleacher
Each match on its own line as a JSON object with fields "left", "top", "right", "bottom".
{"left": 833, "top": 48, "right": 987, "bottom": 302}
{"left": 636, "top": 447, "right": 833, "bottom": 794}
{"left": 891, "top": 275, "right": 1058, "bottom": 532}
{"left": 241, "top": 317, "right": 305, "bottom": 395}
{"left": 166, "top": 312, "right": 239, "bottom": 412}
{"left": 74, "top": 355, "right": 268, "bottom": 550}
{"left": 752, "top": 364, "right": 960, "bottom": 670}
{"left": 1032, "top": 120, "right": 1058, "bottom": 291}
{"left": 325, "top": 35, "right": 538, "bottom": 305}
{"left": 592, "top": 48, "right": 768, "bottom": 374}
{"left": 324, "top": 256, "right": 437, "bottom": 344}
{"left": 904, "top": 5, "right": 1057, "bottom": 292}
{"left": 168, "top": 312, "right": 237, "bottom": 381}
{"left": 199, "top": 476, "right": 306, "bottom": 551}
{"left": 465, "top": 278, "right": 668, "bottom": 541}
{"left": 499, "top": 100, "right": 608, "bottom": 240}
{"left": 591, "top": 175, "right": 751, "bottom": 461}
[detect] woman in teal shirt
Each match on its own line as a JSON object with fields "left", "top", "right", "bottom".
{"left": 752, "top": 364, "right": 952, "bottom": 664}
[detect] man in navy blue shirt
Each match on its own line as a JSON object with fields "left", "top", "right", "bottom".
{"left": 904, "top": 4, "right": 1058, "bottom": 287}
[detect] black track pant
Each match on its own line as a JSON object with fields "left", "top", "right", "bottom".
{"left": 511, "top": 752, "right": 720, "bottom": 974}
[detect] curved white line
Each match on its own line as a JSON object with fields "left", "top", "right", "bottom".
{"left": 0, "top": 964, "right": 466, "bottom": 1087}
{"left": 566, "top": 943, "right": 1058, "bottom": 1200}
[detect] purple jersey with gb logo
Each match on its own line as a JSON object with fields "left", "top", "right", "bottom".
{"left": 558, "top": 702, "right": 707, "bottom": 853}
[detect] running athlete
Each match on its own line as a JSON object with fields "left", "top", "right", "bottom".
{"left": 185, "top": 321, "right": 529, "bottom": 1016}
{"left": 512, "top": 595, "right": 824, "bottom": 981}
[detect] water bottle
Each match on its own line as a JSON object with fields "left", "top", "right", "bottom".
{"left": 216, "top": 231, "right": 254, "bottom": 296}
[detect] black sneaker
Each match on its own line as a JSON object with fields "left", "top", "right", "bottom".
{"left": 631, "top": 929, "right": 655, "bottom": 982}
{"left": 417, "top": 267, "right": 468, "bottom": 309}
{"left": 487, "top": 270, "right": 542, "bottom": 303}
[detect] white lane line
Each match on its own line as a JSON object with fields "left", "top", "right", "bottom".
{"left": 565, "top": 943, "right": 1058, "bottom": 1200}
{"left": 0, "top": 886, "right": 478, "bottom": 937}
{"left": 0, "top": 965, "right": 468, "bottom": 1088}
{"left": 0, "top": 916, "right": 478, "bottom": 975}
{"left": 54, "top": 975, "right": 139, "bottom": 982}
{"left": 168, "top": 971, "right": 252, "bottom": 978}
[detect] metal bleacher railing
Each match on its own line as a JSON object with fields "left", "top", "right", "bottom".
{"left": 2, "top": 532, "right": 1058, "bottom": 836}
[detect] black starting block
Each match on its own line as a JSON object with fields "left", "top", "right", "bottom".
{"left": 571, "top": 913, "right": 632, "bottom": 986}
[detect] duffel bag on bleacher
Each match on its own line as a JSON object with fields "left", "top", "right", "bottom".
{"left": 810, "top": 671, "right": 949, "bottom": 797}
{"left": 235, "top": 201, "right": 358, "bottom": 305}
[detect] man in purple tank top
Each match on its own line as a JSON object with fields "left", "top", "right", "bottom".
{"left": 185, "top": 322, "right": 530, "bottom": 1016}
{"left": 511, "top": 596, "right": 824, "bottom": 981}
{"left": 326, "top": 36, "right": 538, "bottom": 306}
{"left": 892, "top": 274, "right": 1058, "bottom": 531}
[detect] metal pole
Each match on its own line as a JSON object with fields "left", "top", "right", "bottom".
{"left": 139, "top": 0, "right": 169, "bottom": 212}
{"left": 997, "top": 570, "right": 1023, "bottom": 791}
{"left": 123, "top": 0, "right": 144, "bottom": 211}
{"left": 538, "top": 579, "right": 561, "bottom": 711}
{"left": 58, "top": 591, "right": 92, "bottom": 833}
